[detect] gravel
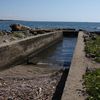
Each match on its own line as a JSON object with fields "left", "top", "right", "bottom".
{"left": 0, "top": 68, "right": 62, "bottom": 100}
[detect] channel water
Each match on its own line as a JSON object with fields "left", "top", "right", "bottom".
{"left": 29, "top": 37, "right": 77, "bottom": 68}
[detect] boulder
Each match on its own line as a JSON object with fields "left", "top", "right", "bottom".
{"left": 30, "top": 30, "right": 45, "bottom": 35}
{"left": 29, "top": 30, "right": 38, "bottom": 35}
{"left": 0, "top": 31, "right": 8, "bottom": 36}
{"left": 90, "top": 53, "right": 95, "bottom": 58}
{"left": 83, "top": 35, "right": 90, "bottom": 42}
{"left": 27, "top": 59, "right": 38, "bottom": 65}
{"left": 10, "top": 24, "right": 31, "bottom": 31}
{"left": 37, "top": 30, "right": 45, "bottom": 34}
{"left": 3, "top": 39, "right": 9, "bottom": 43}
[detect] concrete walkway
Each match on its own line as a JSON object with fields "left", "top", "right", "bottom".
{"left": 61, "top": 31, "right": 87, "bottom": 100}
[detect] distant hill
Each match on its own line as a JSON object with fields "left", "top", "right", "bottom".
{"left": 0, "top": 19, "right": 32, "bottom": 22}
{"left": 0, "top": 20, "right": 4, "bottom": 21}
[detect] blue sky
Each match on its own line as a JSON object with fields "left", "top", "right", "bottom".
{"left": 0, "top": 0, "right": 100, "bottom": 22}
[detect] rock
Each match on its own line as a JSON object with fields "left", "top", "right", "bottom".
{"left": 0, "top": 31, "right": 3, "bottom": 35}
{"left": 39, "top": 87, "right": 42, "bottom": 94}
{"left": 3, "top": 39, "right": 9, "bottom": 43}
{"left": 0, "top": 83, "right": 2, "bottom": 86}
{"left": 21, "top": 83, "right": 27, "bottom": 88}
{"left": 10, "top": 37, "right": 18, "bottom": 41}
{"left": 83, "top": 35, "right": 89, "bottom": 42}
{"left": 3, "top": 82, "right": 6, "bottom": 85}
{"left": 0, "top": 31, "right": 9, "bottom": 36}
{"left": 85, "top": 53, "right": 89, "bottom": 57}
{"left": 30, "top": 30, "right": 45, "bottom": 35}
{"left": 7, "top": 96, "right": 13, "bottom": 100}
{"left": 27, "top": 58, "right": 38, "bottom": 65}
{"left": 91, "top": 35, "right": 96, "bottom": 40}
{"left": 23, "top": 30, "right": 31, "bottom": 36}
{"left": 78, "top": 29, "right": 84, "bottom": 31}
{"left": 29, "top": 30, "right": 38, "bottom": 35}
{"left": 10, "top": 24, "right": 31, "bottom": 31}
{"left": 86, "top": 67, "right": 90, "bottom": 72}
{"left": 86, "top": 68, "right": 96, "bottom": 73}
{"left": 0, "top": 77, "right": 3, "bottom": 80}
{"left": 90, "top": 53, "right": 95, "bottom": 58}
{"left": 85, "top": 54, "right": 91, "bottom": 58}
{"left": 37, "top": 30, "right": 45, "bottom": 34}
{"left": 34, "top": 32, "right": 38, "bottom": 35}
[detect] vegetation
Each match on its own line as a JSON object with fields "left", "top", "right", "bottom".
{"left": 85, "top": 35, "right": 100, "bottom": 62}
{"left": 83, "top": 69, "right": 100, "bottom": 100}
{"left": 13, "top": 32, "right": 25, "bottom": 38}
{"left": 0, "top": 31, "right": 4, "bottom": 36}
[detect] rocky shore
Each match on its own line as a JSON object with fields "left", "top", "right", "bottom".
{"left": 0, "top": 64, "right": 63, "bottom": 100}
{"left": 0, "top": 24, "right": 78, "bottom": 44}
{"left": 83, "top": 32, "right": 100, "bottom": 63}
{"left": 0, "top": 73, "right": 61, "bottom": 100}
{"left": 0, "top": 24, "right": 54, "bottom": 44}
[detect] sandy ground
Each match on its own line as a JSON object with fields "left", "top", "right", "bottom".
{"left": 0, "top": 64, "right": 63, "bottom": 100}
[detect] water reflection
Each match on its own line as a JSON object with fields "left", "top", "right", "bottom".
{"left": 29, "top": 37, "right": 77, "bottom": 68}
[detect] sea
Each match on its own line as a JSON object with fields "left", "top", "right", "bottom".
{"left": 0, "top": 20, "right": 100, "bottom": 31}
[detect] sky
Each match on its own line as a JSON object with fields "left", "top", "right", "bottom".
{"left": 0, "top": 0, "right": 100, "bottom": 22}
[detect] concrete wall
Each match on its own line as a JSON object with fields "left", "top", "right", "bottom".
{"left": 61, "top": 31, "right": 86, "bottom": 100}
{"left": 0, "top": 31, "right": 63, "bottom": 69}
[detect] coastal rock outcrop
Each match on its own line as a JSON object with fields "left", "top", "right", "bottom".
{"left": 10, "top": 24, "right": 46, "bottom": 35}
{"left": 10, "top": 24, "right": 31, "bottom": 31}
{"left": 0, "top": 24, "right": 62, "bottom": 44}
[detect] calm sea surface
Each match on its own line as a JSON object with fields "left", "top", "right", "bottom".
{"left": 0, "top": 20, "right": 100, "bottom": 31}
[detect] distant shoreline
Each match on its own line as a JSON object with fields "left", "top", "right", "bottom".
{"left": 0, "top": 20, "right": 14, "bottom": 21}
{"left": 0, "top": 19, "right": 100, "bottom": 23}
{"left": 0, "top": 19, "right": 23, "bottom": 22}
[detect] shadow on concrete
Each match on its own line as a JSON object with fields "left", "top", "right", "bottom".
{"left": 52, "top": 68, "right": 69, "bottom": 100}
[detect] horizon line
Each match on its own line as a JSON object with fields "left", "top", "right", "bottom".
{"left": 0, "top": 19, "right": 100, "bottom": 23}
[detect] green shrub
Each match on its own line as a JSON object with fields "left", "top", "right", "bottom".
{"left": 83, "top": 69, "right": 100, "bottom": 100}
{"left": 95, "top": 57, "right": 100, "bottom": 63}
{"left": 0, "top": 32, "right": 4, "bottom": 36}
{"left": 85, "top": 35, "right": 100, "bottom": 63}
{"left": 13, "top": 32, "right": 25, "bottom": 38}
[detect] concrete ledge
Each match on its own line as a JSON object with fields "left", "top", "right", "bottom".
{"left": 0, "top": 31, "right": 63, "bottom": 69}
{"left": 61, "top": 31, "right": 86, "bottom": 100}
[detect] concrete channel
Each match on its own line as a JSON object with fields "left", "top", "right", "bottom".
{"left": 0, "top": 30, "right": 79, "bottom": 99}
{"left": 0, "top": 31, "right": 63, "bottom": 69}
{"left": 61, "top": 31, "right": 86, "bottom": 100}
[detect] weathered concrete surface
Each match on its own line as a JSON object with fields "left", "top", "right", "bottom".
{"left": 61, "top": 31, "right": 86, "bottom": 100}
{"left": 0, "top": 31, "right": 63, "bottom": 69}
